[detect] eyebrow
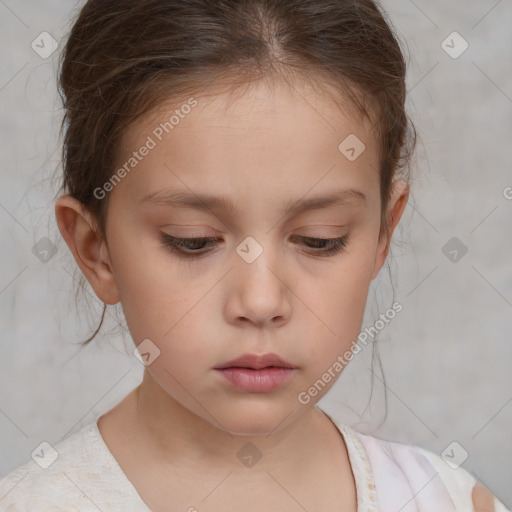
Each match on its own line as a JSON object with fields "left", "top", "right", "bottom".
{"left": 141, "top": 187, "right": 366, "bottom": 217}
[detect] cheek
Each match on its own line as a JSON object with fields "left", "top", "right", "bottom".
{"left": 106, "top": 227, "right": 191, "bottom": 341}
{"left": 118, "top": 270, "right": 203, "bottom": 347}
{"left": 300, "top": 242, "right": 376, "bottom": 363}
{"left": 111, "top": 257, "right": 214, "bottom": 373}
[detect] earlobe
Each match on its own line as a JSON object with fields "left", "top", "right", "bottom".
{"left": 371, "top": 180, "right": 410, "bottom": 280}
{"left": 55, "top": 195, "right": 120, "bottom": 305}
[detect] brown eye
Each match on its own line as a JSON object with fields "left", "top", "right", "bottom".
{"left": 292, "top": 235, "right": 350, "bottom": 256}
{"left": 159, "top": 232, "right": 350, "bottom": 259}
{"left": 160, "top": 233, "right": 220, "bottom": 256}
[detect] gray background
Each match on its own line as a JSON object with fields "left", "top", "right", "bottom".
{"left": 0, "top": 0, "right": 511, "bottom": 507}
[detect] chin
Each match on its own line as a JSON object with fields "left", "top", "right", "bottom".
{"left": 212, "top": 399, "right": 301, "bottom": 437}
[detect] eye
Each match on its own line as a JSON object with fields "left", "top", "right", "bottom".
{"left": 160, "top": 233, "right": 220, "bottom": 257}
{"left": 292, "top": 235, "right": 349, "bottom": 256}
{"left": 159, "top": 233, "right": 350, "bottom": 258}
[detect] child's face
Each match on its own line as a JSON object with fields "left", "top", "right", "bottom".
{"left": 74, "top": 79, "right": 407, "bottom": 434}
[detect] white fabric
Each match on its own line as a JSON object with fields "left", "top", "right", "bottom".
{"left": 0, "top": 408, "right": 509, "bottom": 511}
{"left": 326, "top": 410, "right": 510, "bottom": 512}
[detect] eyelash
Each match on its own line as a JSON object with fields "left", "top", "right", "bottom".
{"left": 159, "top": 233, "right": 349, "bottom": 258}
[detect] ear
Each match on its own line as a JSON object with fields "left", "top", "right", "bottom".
{"left": 55, "top": 195, "right": 120, "bottom": 305}
{"left": 371, "top": 180, "right": 409, "bottom": 280}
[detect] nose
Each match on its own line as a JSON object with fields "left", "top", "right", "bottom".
{"left": 224, "top": 238, "right": 292, "bottom": 328}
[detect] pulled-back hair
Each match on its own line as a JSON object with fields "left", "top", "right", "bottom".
{"left": 56, "top": 0, "right": 416, "bottom": 345}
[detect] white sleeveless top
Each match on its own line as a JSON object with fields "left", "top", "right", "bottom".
{"left": 0, "top": 408, "right": 509, "bottom": 511}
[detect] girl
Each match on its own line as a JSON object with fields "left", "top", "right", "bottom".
{"left": 0, "top": 0, "right": 508, "bottom": 511}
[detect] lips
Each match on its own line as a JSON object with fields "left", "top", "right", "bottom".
{"left": 214, "top": 353, "right": 295, "bottom": 370}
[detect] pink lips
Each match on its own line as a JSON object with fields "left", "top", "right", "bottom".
{"left": 214, "top": 353, "right": 296, "bottom": 392}
{"left": 215, "top": 353, "right": 295, "bottom": 370}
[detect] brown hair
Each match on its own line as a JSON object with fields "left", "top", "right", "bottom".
{"left": 56, "top": 0, "right": 416, "bottom": 346}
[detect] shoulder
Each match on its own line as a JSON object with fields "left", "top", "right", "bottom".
{"left": 346, "top": 426, "right": 510, "bottom": 512}
{"left": 0, "top": 421, "right": 129, "bottom": 512}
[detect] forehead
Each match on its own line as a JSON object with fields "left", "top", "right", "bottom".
{"left": 127, "top": 77, "right": 375, "bottom": 145}
{"left": 113, "top": 78, "right": 380, "bottom": 209}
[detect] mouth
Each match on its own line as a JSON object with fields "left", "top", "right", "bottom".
{"left": 214, "top": 352, "right": 296, "bottom": 371}
{"left": 213, "top": 353, "right": 296, "bottom": 392}
{"left": 214, "top": 367, "right": 296, "bottom": 393}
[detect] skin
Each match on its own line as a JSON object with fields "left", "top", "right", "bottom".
{"left": 472, "top": 485, "right": 496, "bottom": 512}
{"left": 55, "top": 76, "right": 413, "bottom": 510}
